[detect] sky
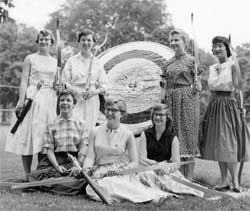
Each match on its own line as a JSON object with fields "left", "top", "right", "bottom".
{"left": 7, "top": 0, "right": 250, "bottom": 52}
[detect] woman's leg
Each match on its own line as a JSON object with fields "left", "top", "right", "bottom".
{"left": 227, "top": 162, "right": 239, "bottom": 191}
{"left": 217, "top": 161, "right": 229, "bottom": 187}
{"left": 22, "top": 155, "right": 33, "bottom": 180}
{"left": 185, "top": 159, "right": 195, "bottom": 180}
{"left": 180, "top": 157, "right": 195, "bottom": 180}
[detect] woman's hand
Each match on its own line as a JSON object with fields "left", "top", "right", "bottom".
{"left": 106, "top": 169, "right": 119, "bottom": 177}
{"left": 192, "top": 77, "right": 202, "bottom": 94}
{"left": 139, "top": 157, "right": 157, "bottom": 166}
{"left": 68, "top": 166, "right": 81, "bottom": 177}
{"left": 56, "top": 165, "right": 67, "bottom": 174}
{"left": 54, "top": 83, "right": 64, "bottom": 92}
{"left": 84, "top": 88, "right": 100, "bottom": 100}
{"left": 15, "top": 100, "right": 25, "bottom": 118}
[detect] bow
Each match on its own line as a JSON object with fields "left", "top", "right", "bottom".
{"left": 68, "top": 153, "right": 112, "bottom": 205}
{"left": 10, "top": 81, "right": 42, "bottom": 134}
{"left": 191, "top": 13, "right": 198, "bottom": 83}
{"left": 191, "top": 13, "right": 200, "bottom": 158}
{"left": 85, "top": 32, "right": 108, "bottom": 98}
{"left": 54, "top": 18, "right": 62, "bottom": 89}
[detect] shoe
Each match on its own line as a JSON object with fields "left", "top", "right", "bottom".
{"left": 232, "top": 188, "right": 240, "bottom": 193}
{"left": 214, "top": 185, "right": 231, "bottom": 191}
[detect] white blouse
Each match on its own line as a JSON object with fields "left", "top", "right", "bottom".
{"left": 62, "top": 52, "right": 108, "bottom": 95}
{"left": 208, "top": 60, "right": 235, "bottom": 91}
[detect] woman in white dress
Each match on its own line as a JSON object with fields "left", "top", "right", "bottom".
{"left": 62, "top": 29, "right": 108, "bottom": 131}
{"left": 83, "top": 98, "right": 203, "bottom": 203}
{"left": 5, "top": 30, "right": 58, "bottom": 178}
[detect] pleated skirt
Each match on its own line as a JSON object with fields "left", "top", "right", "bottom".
{"left": 200, "top": 91, "right": 250, "bottom": 162}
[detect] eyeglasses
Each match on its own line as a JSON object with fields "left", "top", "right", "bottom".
{"left": 105, "top": 108, "right": 121, "bottom": 114}
{"left": 153, "top": 113, "right": 166, "bottom": 117}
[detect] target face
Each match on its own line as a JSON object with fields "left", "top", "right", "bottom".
{"left": 98, "top": 41, "right": 174, "bottom": 132}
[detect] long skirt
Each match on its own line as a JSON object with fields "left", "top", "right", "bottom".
{"left": 5, "top": 85, "right": 57, "bottom": 155}
{"left": 29, "top": 152, "right": 87, "bottom": 195}
{"left": 73, "top": 94, "right": 100, "bottom": 131}
{"left": 200, "top": 91, "right": 250, "bottom": 162}
{"left": 165, "top": 86, "right": 200, "bottom": 157}
{"left": 86, "top": 161, "right": 203, "bottom": 203}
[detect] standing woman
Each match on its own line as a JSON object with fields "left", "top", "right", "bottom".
{"left": 200, "top": 36, "right": 250, "bottom": 192}
{"left": 62, "top": 29, "right": 108, "bottom": 131}
{"left": 163, "top": 29, "right": 201, "bottom": 179}
{"left": 5, "top": 30, "right": 58, "bottom": 177}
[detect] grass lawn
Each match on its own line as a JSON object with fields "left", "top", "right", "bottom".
{"left": 1, "top": 125, "right": 250, "bottom": 211}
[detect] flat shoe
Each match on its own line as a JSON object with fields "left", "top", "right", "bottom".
{"left": 232, "top": 188, "right": 240, "bottom": 193}
{"left": 214, "top": 185, "right": 231, "bottom": 191}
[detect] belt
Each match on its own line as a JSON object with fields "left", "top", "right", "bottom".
{"left": 167, "top": 84, "right": 192, "bottom": 89}
{"left": 212, "top": 91, "right": 233, "bottom": 97}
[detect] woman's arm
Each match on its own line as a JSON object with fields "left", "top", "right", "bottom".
{"left": 78, "top": 123, "right": 89, "bottom": 166}
{"left": 17, "top": 58, "right": 30, "bottom": 109}
{"left": 170, "top": 136, "right": 180, "bottom": 163}
{"left": 139, "top": 132, "right": 157, "bottom": 166}
{"left": 83, "top": 129, "right": 96, "bottom": 168}
{"left": 126, "top": 133, "right": 139, "bottom": 169}
{"left": 47, "top": 148, "right": 66, "bottom": 173}
{"left": 230, "top": 45, "right": 244, "bottom": 110}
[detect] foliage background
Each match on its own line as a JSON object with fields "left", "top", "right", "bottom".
{"left": 1, "top": 0, "right": 250, "bottom": 122}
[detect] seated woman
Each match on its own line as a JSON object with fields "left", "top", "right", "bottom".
{"left": 83, "top": 98, "right": 174, "bottom": 203}
{"left": 139, "top": 104, "right": 203, "bottom": 197}
{"left": 27, "top": 90, "right": 88, "bottom": 195}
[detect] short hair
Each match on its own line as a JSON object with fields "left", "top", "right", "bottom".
{"left": 212, "top": 36, "right": 231, "bottom": 58}
{"left": 36, "top": 29, "right": 55, "bottom": 44}
{"left": 56, "top": 90, "right": 77, "bottom": 115}
{"left": 77, "top": 29, "right": 97, "bottom": 43}
{"left": 104, "top": 97, "right": 127, "bottom": 114}
{"left": 58, "top": 90, "right": 77, "bottom": 105}
{"left": 169, "top": 29, "right": 189, "bottom": 46}
{"left": 150, "top": 103, "right": 173, "bottom": 132}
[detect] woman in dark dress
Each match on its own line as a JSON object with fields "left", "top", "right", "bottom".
{"left": 139, "top": 104, "right": 204, "bottom": 197}
{"left": 140, "top": 104, "right": 180, "bottom": 166}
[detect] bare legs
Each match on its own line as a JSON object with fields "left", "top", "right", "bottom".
{"left": 227, "top": 162, "right": 239, "bottom": 190}
{"left": 180, "top": 157, "right": 195, "bottom": 180}
{"left": 22, "top": 155, "right": 33, "bottom": 180}
{"left": 22, "top": 153, "right": 46, "bottom": 181}
{"left": 217, "top": 161, "right": 239, "bottom": 191}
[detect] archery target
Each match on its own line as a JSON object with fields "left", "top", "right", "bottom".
{"left": 98, "top": 41, "right": 174, "bottom": 133}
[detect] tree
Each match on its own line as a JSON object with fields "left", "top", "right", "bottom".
{"left": 235, "top": 44, "right": 250, "bottom": 107}
{"left": 0, "top": 22, "right": 37, "bottom": 122}
{"left": 0, "top": 0, "right": 14, "bottom": 23}
{"left": 46, "top": 0, "right": 170, "bottom": 50}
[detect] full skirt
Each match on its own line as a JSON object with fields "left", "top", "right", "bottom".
{"left": 200, "top": 92, "right": 250, "bottom": 162}
{"left": 5, "top": 86, "right": 57, "bottom": 155}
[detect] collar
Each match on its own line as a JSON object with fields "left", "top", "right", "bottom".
{"left": 75, "top": 52, "right": 93, "bottom": 61}
{"left": 105, "top": 124, "right": 120, "bottom": 133}
{"left": 174, "top": 52, "right": 187, "bottom": 60}
{"left": 147, "top": 126, "right": 168, "bottom": 137}
{"left": 57, "top": 115, "right": 75, "bottom": 121}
